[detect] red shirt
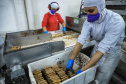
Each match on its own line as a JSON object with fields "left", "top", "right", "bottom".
{"left": 42, "top": 12, "right": 64, "bottom": 31}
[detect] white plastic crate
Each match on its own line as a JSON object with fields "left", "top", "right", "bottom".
{"left": 28, "top": 50, "right": 98, "bottom": 84}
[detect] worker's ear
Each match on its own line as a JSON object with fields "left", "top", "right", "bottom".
{"left": 48, "top": 4, "right": 51, "bottom": 10}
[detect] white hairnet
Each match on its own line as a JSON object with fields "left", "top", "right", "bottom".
{"left": 51, "top": 3, "right": 59, "bottom": 9}
{"left": 83, "top": 0, "right": 106, "bottom": 13}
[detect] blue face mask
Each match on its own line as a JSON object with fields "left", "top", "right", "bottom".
{"left": 50, "top": 10, "right": 56, "bottom": 14}
{"left": 87, "top": 13, "right": 100, "bottom": 22}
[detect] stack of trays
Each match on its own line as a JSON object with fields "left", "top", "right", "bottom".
{"left": 60, "top": 66, "right": 66, "bottom": 71}
{"left": 32, "top": 65, "right": 76, "bottom": 84}
{"left": 67, "top": 71, "right": 75, "bottom": 78}
{"left": 33, "top": 69, "right": 48, "bottom": 84}
{"left": 52, "top": 65, "right": 69, "bottom": 82}
{"left": 43, "top": 67, "right": 61, "bottom": 84}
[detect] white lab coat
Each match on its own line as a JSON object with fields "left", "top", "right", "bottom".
{"left": 78, "top": 8, "right": 125, "bottom": 84}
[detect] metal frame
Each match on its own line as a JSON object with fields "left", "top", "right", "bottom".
{"left": 66, "top": 16, "right": 86, "bottom": 32}
{"left": 106, "top": 1, "right": 126, "bottom": 5}
{"left": 4, "top": 41, "right": 65, "bottom": 68}
{"left": 3, "top": 29, "right": 52, "bottom": 54}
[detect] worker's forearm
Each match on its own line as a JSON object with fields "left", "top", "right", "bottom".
{"left": 43, "top": 27, "right": 47, "bottom": 32}
{"left": 81, "top": 50, "right": 103, "bottom": 71}
{"left": 62, "top": 23, "right": 65, "bottom": 27}
{"left": 70, "top": 42, "right": 83, "bottom": 60}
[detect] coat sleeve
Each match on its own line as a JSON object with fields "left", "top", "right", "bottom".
{"left": 57, "top": 13, "right": 64, "bottom": 24}
{"left": 98, "top": 16, "right": 125, "bottom": 54}
{"left": 42, "top": 14, "right": 48, "bottom": 28}
{"left": 77, "top": 20, "right": 92, "bottom": 45}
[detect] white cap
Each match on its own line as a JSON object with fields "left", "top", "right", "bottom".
{"left": 51, "top": 3, "right": 59, "bottom": 9}
{"left": 83, "top": 0, "right": 106, "bottom": 13}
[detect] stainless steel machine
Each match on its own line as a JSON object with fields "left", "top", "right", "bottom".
{"left": 1, "top": 27, "right": 96, "bottom": 84}
{"left": 66, "top": 16, "right": 86, "bottom": 32}
{"left": 2, "top": 29, "right": 65, "bottom": 84}
{"left": 10, "top": 64, "right": 28, "bottom": 84}
{"left": 65, "top": 0, "right": 87, "bottom": 32}
{"left": 4, "top": 40, "right": 65, "bottom": 84}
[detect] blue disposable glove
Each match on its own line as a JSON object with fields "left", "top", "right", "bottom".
{"left": 66, "top": 59, "right": 74, "bottom": 70}
{"left": 63, "top": 27, "right": 66, "bottom": 34}
{"left": 76, "top": 69, "right": 82, "bottom": 75}
{"left": 44, "top": 31, "right": 48, "bottom": 33}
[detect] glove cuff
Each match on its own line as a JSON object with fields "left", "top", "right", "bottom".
{"left": 66, "top": 59, "right": 74, "bottom": 69}
{"left": 79, "top": 69, "right": 82, "bottom": 72}
{"left": 76, "top": 69, "right": 83, "bottom": 75}
{"left": 68, "top": 59, "right": 74, "bottom": 64}
{"left": 44, "top": 31, "right": 48, "bottom": 33}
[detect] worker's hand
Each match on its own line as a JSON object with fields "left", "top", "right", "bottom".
{"left": 66, "top": 59, "right": 74, "bottom": 70}
{"left": 76, "top": 69, "right": 82, "bottom": 75}
{"left": 63, "top": 27, "right": 66, "bottom": 34}
{"left": 44, "top": 31, "right": 48, "bottom": 33}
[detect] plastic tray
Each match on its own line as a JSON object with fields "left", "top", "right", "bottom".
{"left": 28, "top": 50, "right": 98, "bottom": 84}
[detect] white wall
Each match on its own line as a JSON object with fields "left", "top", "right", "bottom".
{"left": 13, "top": 0, "right": 28, "bottom": 31}
{"left": 0, "top": 0, "right": 81, "bottom": 36}
{"left": 0, "top": 0, "right": 17, "bottom": 36}
{"left": 27, "top": 0, "right": 82, "bottom": 30}
{"left": 0, "top": 0, "right": 28, "bottom": 36}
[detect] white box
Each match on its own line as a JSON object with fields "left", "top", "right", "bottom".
{"left": 28, "top": 50, "right": 98, "bottom": 84}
